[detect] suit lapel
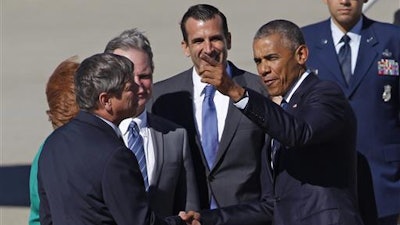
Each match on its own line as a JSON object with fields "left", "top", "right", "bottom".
{"left": 209, "top": 64, "right": 247, "bottom": 172}
{"left": 212, "top": 101, "right": 243, "bottom": 170}
{"left": 147, "top": 113, "right": 164, "bottom": 186}
{"left": 314, "top": 20, "right": 348, "bottom": 88}
{"left": 348, "top": 18, "right": 379, "bottom": 98}
{"left": 182, "top": 72, "right": 210, "bottom": 171}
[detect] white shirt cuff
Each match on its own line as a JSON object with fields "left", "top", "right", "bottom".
{"left": 233, "top": 91, "right": 249, "bottom": 109}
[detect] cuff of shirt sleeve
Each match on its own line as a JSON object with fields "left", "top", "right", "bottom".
{"left": 234, "top": 91, "right": 249, "bottom": 109}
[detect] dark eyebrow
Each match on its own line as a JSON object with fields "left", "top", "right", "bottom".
{"left": 191, "top": 37, "right": 204, "bottom": 44}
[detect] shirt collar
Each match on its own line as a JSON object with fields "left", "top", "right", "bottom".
{"left": 133, "top": 110, "right": 147, "bottom": 130}
{"left": 284, "top": 70, "right": 311, "bottom": 103}
{"left": 330, "top": 16, "right": 363, "bottom": 46}
{"left": 119, "top": 110, "right": 148, "bottom": 135}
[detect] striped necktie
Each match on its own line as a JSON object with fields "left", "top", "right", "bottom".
{"left": 127, "top": 121, "right": 149, "bottom": 191}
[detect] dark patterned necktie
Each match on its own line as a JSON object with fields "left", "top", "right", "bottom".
{"left": 338, "top": 34, "right": 352, "bottom": 84}
{"left": 271, "top": 99, "right": 288, "bottom": 169}
{"left": 127, "top": 121, "right": 149, "bottom": 191}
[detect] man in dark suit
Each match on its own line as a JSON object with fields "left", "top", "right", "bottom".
{"left": 302, "top": 1, "right": 400, "bottom": 224}
{"left": 38, "top": 53, "right": 194, "bottom": 225}
{"left": 148, "top": 4, "right": 268, "bottom": 210}
{"left": 185, "top": 19, "right": 363, "bottom": 225}
{"left": 104, "top": 28, "right": 200, "bottom": 217}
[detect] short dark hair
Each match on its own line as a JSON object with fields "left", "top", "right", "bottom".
{"left": 254, "top": 19, "right": 305, "bottom": 52}
{"left": 75, "top": 53, "right": 134, "bottom": 111}
{"left": 180, "top": 4, "right": 229, "bottom": 43}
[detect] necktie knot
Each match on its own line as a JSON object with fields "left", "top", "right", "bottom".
{"left": 204, "top": 85, "right": 216, "bottom": 99}
{"left": 280, "top": 99, "right": 288, "bottom": 110}
{"left": 340, "top": 34, "right": 351, "bottom": 44}
{"left": 128, "top": 121, "right": 140, "bottom": 136}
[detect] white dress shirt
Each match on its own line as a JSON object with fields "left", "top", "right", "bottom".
{"left": 192, "top": 65, "right": 231, "bottom": 142}
{"left": 119, "top": 110, "right": 155, "bottom": 183}
{"left": 330, "top": 17, "right": 363, "bottom": 75}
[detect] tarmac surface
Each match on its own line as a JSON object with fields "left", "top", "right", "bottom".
{"left": 1, "top": 0, "right": 399, "bottom": 224}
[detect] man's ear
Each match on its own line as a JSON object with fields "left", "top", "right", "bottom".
{"left": 181, "top": 40, "right": 190, "bottom": 57}
{"left": 296, "top": 44, "right": 309, "bottom": 65}
{"left": 99, "top": 92, "right": 112, "bottom": 111}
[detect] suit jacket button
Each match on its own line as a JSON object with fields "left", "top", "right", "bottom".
{"left": 208, "top": 175, "right": 214, "bottom": 182}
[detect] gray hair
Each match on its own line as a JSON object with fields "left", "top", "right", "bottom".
{"left": 75, "top": 53, "right": 134, "bottom": 111}
{"left": 104, "top": 28, "right": 154, "bottom": 71}
{"left": 254, "top": 19, "right": 305, "bottom": 52}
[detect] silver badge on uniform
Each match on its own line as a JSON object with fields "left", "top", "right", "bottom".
{"left": 382, "top": 85, "right": 392, "bottom": 102}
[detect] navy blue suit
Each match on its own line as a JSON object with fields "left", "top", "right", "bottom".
{"left": 302, "top": 16, "right": 400, "bottom": 219}
{"left": 200, "top": 74, "right": 363, "bottom": 225}
{"left": 38, "top": 111, "right": 185, "bottom": 225}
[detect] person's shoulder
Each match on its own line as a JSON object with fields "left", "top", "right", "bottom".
{"left": 311, "top": 74, "right": 344, "bottom": 95}
{"left": 366, "top": 18, "right": 400, "bottom": 34}
{"left": 229, "top": 61, "right": 257, "bottom": 78}
{"left": 154, "top": 68, "right": 192, "bottom": 88}
{"left": 302, "top": 19, "right": 329, "bottom": 32}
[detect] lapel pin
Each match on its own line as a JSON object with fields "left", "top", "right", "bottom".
{"left": 366, "top": 36, "right": 374, "bottom": 43}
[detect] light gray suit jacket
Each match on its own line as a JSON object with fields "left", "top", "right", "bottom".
{"left": 146, "top": 112, "right": 200, "bottom": 217}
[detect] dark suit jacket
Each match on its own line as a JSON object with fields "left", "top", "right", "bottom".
{"left": 148, "top": 62, "right": 268, "bottom": 209}
{"left": 38, "top": 111, "right": 185, "bottom": 225}
{"left": 145, "top": 112, "right": 200, "bottom": 217}
{"left": 302, "top": 16, "right": 400, "bottom": 219}
{"left": 200, "top": 74, "right": 363, "bottom": 225}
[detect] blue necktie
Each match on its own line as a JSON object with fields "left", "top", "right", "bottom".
{"left": 202, "top": 85, "right": 219, "bottom": 169}
{"left": 127, "top": 121, "right": 149, "bottom": 191}
{"left": 271, "top": 99, "right": 288, "bottom": 169}
{"left": 338, "top": 34, "right": 352, "bottom": 84}
{"left": 202, "top": 85, "right": 219, "bottom": 209}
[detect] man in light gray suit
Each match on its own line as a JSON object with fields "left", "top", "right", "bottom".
{"left": 105, "top": 28, "right": 200, "bottom": 218}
